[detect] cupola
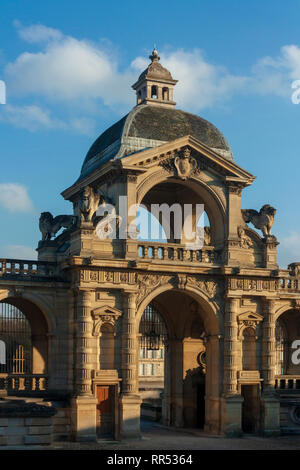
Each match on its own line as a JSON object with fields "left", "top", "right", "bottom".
{"left": 132, "top": 47, "right": 178, "bottom": 108}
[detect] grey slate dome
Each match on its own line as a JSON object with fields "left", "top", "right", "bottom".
{"left": 80, "top": 104, "right": 234, "bottom": 179}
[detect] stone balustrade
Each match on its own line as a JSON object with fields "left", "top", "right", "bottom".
{"left": 0, "top": 258, "right": 60, "bottom": 280}
{"left": 278, "top": 277, "right": 300, "bottom": 291}
{"left": 0, "top": 374, "right": 48, "bottom": 394}
{"left": 275, "top": 375, "right": 300, "bottom": 390}
{"left": 137, "top": 242, "right": 221, "bottom": 264}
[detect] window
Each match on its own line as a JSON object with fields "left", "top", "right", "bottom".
{"left": 151, "top": 85, "right": 158, "bottom": 99}
{"left": 162, "top": 87, "right": 169, "bottom": 100}
{"left": 275, "top": 321, "right": 286, "bottom": 375}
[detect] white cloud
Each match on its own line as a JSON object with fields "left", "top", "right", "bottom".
{"left": 70, "top": 116, "right": 96, "bottom": 136}
{"left": 132, "top": 49, "right": 248, "bottom": 111}
{"left": 278, "top": 231, "right": 300, "bottom": 268}
{"left": 0, "top": 245, "right": 37, "bottom": 260}
{"left": 14, "top": 20, "right": 63, "bottom": 44}
{"left": 5, "top": 27, "right": 135, "bottom": 108}
{"left": 0, "top": 104, "right": 66, "bottom": 131}
{"left": 0, "top": 183, "right": 34, "bottom": 213}
{"left": 4, "top": 22, "right": 300, "bottom": 129}
{"left": 0, "top": 104, "right": 96, "bottom": 135}
{"left": 250, "top": 45, "right": 300, "bottom": 97}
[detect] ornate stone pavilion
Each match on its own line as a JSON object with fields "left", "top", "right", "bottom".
{"left": 1, "top": 48, "right": 300, "bottom": 444}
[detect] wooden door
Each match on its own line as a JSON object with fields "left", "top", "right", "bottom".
{"left": 96, "top": 385, "right": 114, "bottom": 438}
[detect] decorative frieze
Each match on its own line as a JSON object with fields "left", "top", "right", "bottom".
{"left": 77, "top": 269, "right": 138, "bottom": 285}
{"left": 227, "top": 277, "right": 277, "bottom": 292}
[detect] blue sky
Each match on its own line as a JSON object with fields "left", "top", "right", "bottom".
{"left": 0, "top": 0, "right": 300, "bottom": 266}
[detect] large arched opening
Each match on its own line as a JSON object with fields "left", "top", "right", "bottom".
{"left": 137, "top": 174, "right": 226, "bottom": 247}
{"left": 137, "top": 286, "right": 220, "bottom": 432}
{"left": 275, "top": 308, "right": 300, "bottom": 388}
{"left": 0, "top": 297, "right": 50, "bottom": 394}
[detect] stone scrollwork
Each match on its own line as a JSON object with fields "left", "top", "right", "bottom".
{"left": 136, "top": 274, "right": 171, "bottom": 306}
{"left": 241, "top": 204, "right": 276, "bottom": 239}
{"left": 92, "top": 305, "right": 122, "bottom": 336}
{"left": 186, "top": 276, "right": 217, "bottom": 298}
{"left": 237, "top": 226, "right": 253, "bottom": 249}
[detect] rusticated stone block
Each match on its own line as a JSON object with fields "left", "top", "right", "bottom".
{"left": 0, "top": 436, "right": 7, "bottom": 446}
{"left": 0, "top": 426, "right": 27, "bottom": 435}
{"left": 25, "top": 417, "right": 52, "bottom": 426}
{"left": 7, "top": 435, "right": 24, "bottom": 446}
{"left": 24, "top": 434, "right": 52, "bottom": 445}
{"left": 28, "top": 426, "right": 52, "bottom": 435}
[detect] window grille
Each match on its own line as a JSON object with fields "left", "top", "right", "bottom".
{"left": 0, "top": 303, "right": 32, "bottom": 373}
{"left": 139, "top": 303, "right": 168, "bottom": 350}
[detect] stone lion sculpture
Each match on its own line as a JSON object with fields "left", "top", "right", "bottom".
{"left": 39, "top": 212, "right": 77, "bottom": 240}
{"left": 241, "top": 204, "right": 276, "bottom": 238}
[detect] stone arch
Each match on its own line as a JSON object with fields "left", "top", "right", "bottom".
{"left": 136, "top": 282, "right": 220, "bottom": 336}
{"left": 136, "top": 282, "right": 221, "bottom": 431}
{"left": 274, "top": 304, "right": 300, "bottom": 375}
{"left": 0, "top": 289, "right": 56, "bottom": 334}
{"left": 274, "top": 303, "right": 297, "bottom": 322}
{"left": 136, "top": 170, "right": 226, "bottom": 245}
{"left": 0, "top": 294, "right": 51, "bottom": 374}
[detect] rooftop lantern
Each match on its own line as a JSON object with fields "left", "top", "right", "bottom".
{"left": 132, "top": 47, "right": 178, "bottom": 108}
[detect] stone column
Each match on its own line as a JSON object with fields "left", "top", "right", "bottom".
{"left": 224, "top": 298, "right": 239, "bottom": 395}
{"left": 261, "top": 298, "right": 280, "bottom": 435}
{"left": 262, "top": 299, "right": 276, "bottom": 390}
{"left": 120, "top": 291, "right": 141, "bottom": 438}
{"left": 222, "top": 297, "right": 243, "bottom": 436}
{"left": 204, "top": 334, "right": 221, "bottom": 434}
{"left": 71, "top": 289, "right": 97, "bottom": 442}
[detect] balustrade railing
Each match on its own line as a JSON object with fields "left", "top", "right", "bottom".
{"left": 278, "top": 278, "right": 300, "bottom": 292}
{"left": 0, "top": 373, "right": 48, "bottom": 394}
{"left": 275, "top": 375, "right": 300, "bottom": 390}
{"left": 137, "top": 242, "right": 221, "bottom": 264}
{"left": 0, "top": 259, "right": 58, "bottom": 279}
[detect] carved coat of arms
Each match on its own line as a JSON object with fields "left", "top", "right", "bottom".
{"left": 174, "top": 148, "right": 198, "bottom": 180}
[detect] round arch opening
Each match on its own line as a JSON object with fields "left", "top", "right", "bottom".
{"left": 137, "top": 288, "right": 220, "bottom": 431}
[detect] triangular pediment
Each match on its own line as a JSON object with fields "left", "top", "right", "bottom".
{"left": 92, "top": 305, "right": 122, "bottom": 319}
{"left": 237, "top": 311, "right": 264, "bottom": 323}
{"left": 120, "top": 135, "right": 255, "bottom": 183}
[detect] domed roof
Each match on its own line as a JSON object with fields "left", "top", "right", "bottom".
{"left": 80, "top": 104, "right": 234, "bottom": 180}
